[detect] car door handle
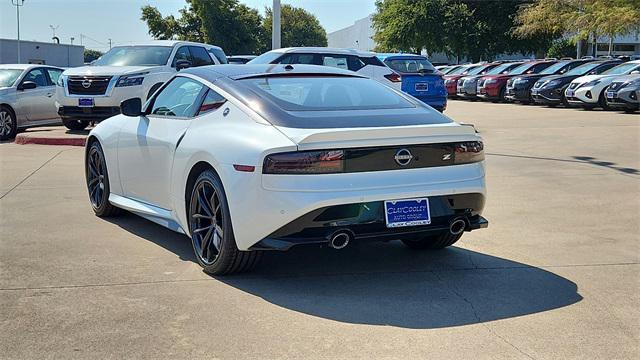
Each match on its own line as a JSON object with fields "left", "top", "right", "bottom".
{"left": 46, "top": 93, "right": 54, "bottom": 97}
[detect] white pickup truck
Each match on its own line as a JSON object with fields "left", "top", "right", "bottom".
{"left": 56, "top": 40, "right": 227, "bottom": 130}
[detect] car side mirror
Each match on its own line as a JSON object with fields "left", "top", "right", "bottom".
{"left": 120, "top": 98, "right": 143, "bottom": 117}
{"left": 17, "top": 81, "right": 37, "bottom": 91}
{"left": 630, "top": 70, "right": 640, "bottom": 75}
{"left": 176, "top": 60, "right": 192, "bottom": 71}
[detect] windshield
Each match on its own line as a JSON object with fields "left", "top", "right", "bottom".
{"left": 487, "top": 63, "right": 517, "bottom": 75}
{"left": 448, "top": 66, "right": 473, "bottom": 75}
{"left": 467, "top": 64, "right": 491, "bottom": 75}
{"left": 241, "top": 76, "right": 414, "bottom": 111}
{"left": 603, "top": 62, "right": 640, "bottom": 75}
{"left": 566, "top": 62, "right": 601, "bottom": 76}
{"left": 93, "top": 46, "right": 172, "bottom": 66}
{"left": 509, "top": 63, "right": 534, "bottom": 75}
{"left": 0, "top": 69, "right": 23, "bottom": 87}
{"left": 247, "top": 51, "right": 282, "bottom": 64}
{"left": 540, "top": 62, "right": 568, "bottom": 75}
{"left": 384, "top": 58, "right": 436, "bottom": 73}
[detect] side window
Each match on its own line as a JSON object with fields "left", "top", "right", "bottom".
{"left": 197, "top": 89, "right": 227, "bottom": 115}
{"left": 277, "top": 53, "right": 317, "bottom": 65}
{"left": 594, "top": 63, "right": 617, "bottom": 74}
{"left": 348, "top": 56, "right": 365, "bottom": 71}
{"left": 189, "top": 46, "right": 214, "bottom": 67}
{"left": 321, "top": 55, "right": 349, "bottom": 70}
{"left": 208, "top": 47, "right": 228, "bottom": 64}
{"left": 22, "top": 68, "right": 48, "bottom": 87}
{"left": 173, "top": 46, "right": 192, "bottom": 66}
{"left": 150, "top": 77, "right": 204, "bottom": 118}
{"left": 46, "top": 68, "right": 63, "bottom": 85}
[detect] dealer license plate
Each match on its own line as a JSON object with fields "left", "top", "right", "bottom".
{"left": 415, "top": 83, "right": 428, "bottom": 91}
{"left": 531, "top": 89, "right": 538, "bottom": 95}
{"left": 384, "top": 198, "right": 431, "bottom": 228}
{"left": 607, "top": 91, "right": 615, "bottom": 98}
{"left": 566, "top": 89, "right": 575, "bottom": 97}
{"left": 78, "top": 98, "right": 94, "bottom": 107}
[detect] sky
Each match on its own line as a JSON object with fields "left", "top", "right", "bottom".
{"left": 0, "top": 0, "right": 376, "bottom": 51}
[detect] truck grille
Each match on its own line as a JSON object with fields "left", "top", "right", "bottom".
{"left": 67, "top": 76, "right": 112, "bottom": 95}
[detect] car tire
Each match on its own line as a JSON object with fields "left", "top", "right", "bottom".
{"left": 63, "top": 118, "right": 89, "bottom": 131}
{"left": 598, "top": 91, "right": 611, "bottom": 110}
{"left": 86, "top": 141, "right": 121, "bottom": 217}
{"left": 401, "top": 232, "right": 463, "bottom": 250}
{"left": 188, "top": 169, "right": 262, "bottom": 275}
{"left": 0, "top": 106, "right": 17, "bottom": 141}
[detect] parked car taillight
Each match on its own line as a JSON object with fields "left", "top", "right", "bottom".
{"left": 454, "top": 141, "right": 484, "bottom": 164}
{"left": 384, "top": 73, "right": 402, "bottom": 82}
{"left": 263, "top": 150, "right": 345, "bottom": 174}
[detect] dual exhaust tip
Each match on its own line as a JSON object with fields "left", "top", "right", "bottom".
{"left": 328, "top": 217, "right": 468, "bottom": 250}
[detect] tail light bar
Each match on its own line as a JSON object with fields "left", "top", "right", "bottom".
{"left": 263, "top": 141, "right": 484, "bottom": 175}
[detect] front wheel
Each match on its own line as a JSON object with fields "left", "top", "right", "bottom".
{"left": 402, "top": 232, "right": 463, "bottom": 250}
{"left": 63, "top": 118, "right": 89, "bottom": 131}
{"left": 0, "top": 106, "right": 17, "bottom": 141}
{"left": 188, "top": 170, "right": 262, "bottom": 275}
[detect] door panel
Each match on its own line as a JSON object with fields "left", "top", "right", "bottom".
{"left": 16, "top": 68, "right": 55, "bottom": 121}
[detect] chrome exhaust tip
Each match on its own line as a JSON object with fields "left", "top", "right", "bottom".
{"left": 328, "top": 231, "right": 351, "bottom": 250}
{"left": 449, "top": 218, "right": 467, "bottom": 235}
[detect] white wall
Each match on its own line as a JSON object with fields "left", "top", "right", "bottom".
{"left": 0, "top": 38, "right": 84, "bottom": 67}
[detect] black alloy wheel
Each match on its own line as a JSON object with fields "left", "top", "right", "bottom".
{"left": 188, "top": 170, "right": 262, "bottom": 275}
{"left": 86, "top": 141, "right": 120, "bottom": 217}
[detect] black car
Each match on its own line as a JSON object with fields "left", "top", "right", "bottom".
{"left": 531, "top": 60, "right": 623, "bottom": 106}
{"left": 505, "top": 59, "right": 594, "bottom": 104}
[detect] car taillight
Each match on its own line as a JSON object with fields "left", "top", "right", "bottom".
{"left": 384, "top": 73, "right": 402, "bottom": 82}
{"left": 454, "top": 141, "right": 484, "bottom": 164}
{"left": 263, "top": 150, "right": 345, "bottom": 174}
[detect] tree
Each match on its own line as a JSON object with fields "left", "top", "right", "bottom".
{"left": 262, "top": 5, "right": 327, "bottom": 52}
{"left": 515, "top": 0, "right": 640, "bottom": 56}
{"left": 547, "top": 38, "right": 576, "bottom": 58}
{"left": 84, "top": 49, "right": 103, "bottom": 63}
{"left": 140, "top": 0, "right": 327, "bottom": 55}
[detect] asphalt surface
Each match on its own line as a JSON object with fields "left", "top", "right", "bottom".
{"left": 1, "top": 101, "right": 638, "bottom": 359}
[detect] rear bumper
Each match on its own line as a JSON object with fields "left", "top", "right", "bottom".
{"left": 413, "top": 95, "right": 447, "bottom": 111}
{"left": 251, "top": 193, "right": 487, "bottom": 251}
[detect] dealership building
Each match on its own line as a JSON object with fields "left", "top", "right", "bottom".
{"left": 328, "top": 15, "right": 640, "bottom": 63}
{"left": 0, "top": 38, "right": 84, "bottom": 67}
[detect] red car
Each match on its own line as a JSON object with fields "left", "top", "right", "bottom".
{"left": 443, "top": 64, "right": 482, "bottom": 98}
{"left": 477, "top": 60, "right": 556, "bottom": 102}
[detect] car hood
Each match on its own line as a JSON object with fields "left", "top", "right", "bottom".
{"left": 63, "top": 65, "right": 161, "bottom": 77}
{"left": 572, "top": 74, "right": 620, "bottom": 83}
{"left": 0, "top": 87, "right": 13, "bottom": 96}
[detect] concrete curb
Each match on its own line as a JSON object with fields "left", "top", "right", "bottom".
{"left": 15, "top": 133, "right": 86, "bottom": 147}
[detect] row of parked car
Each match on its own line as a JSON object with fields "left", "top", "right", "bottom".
{"left": 0, "top": 42, "right": 450, "bottom": 140}
{"left": 440, "top": 58, "right": 640, "bottom": 112}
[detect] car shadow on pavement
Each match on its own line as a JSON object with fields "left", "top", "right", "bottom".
{"left": 105, "top": 213, "right": 583, "bottom": 329}
{"left": 220, "top": 242, "right": 583, "bottom": 329}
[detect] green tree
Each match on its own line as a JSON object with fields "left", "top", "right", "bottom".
{"left": 547, "top": 38, "right": 576, "bottom": 58}
{"left": 262, "top": 5, "right": 327, "bottom": 52}
{"left": 140, "top": 0, "right": 327, "bottom": 55}
{"left": 84, "top": 49, "right": 103, "bottom": 63}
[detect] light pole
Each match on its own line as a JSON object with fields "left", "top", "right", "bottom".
{"left": 108, "top": 38, "right": 112, "bottom": 49}
{"left": 272, "top": 0, "right": 281, "bottom": 50}
{"left": 11, "top": 0, "right": 26, "bottom": 63}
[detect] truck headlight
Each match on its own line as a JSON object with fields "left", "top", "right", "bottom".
{"left": 116, "top": 76, "right": 144, "bottom": 87}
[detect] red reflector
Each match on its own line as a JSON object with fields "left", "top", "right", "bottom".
{"left": 233, "top": 164, "right": 255, "bottom": 172}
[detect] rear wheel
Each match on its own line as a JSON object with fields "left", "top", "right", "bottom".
{"left": 0, "top": 106, "right": 17, "bottom": 141}
{"left": 402, "top": 232, "right": 463, "bottom": 250}
{"left": 63, "top": 118, "right": 89, "bottom": 131}
{"left": 86, "top": 141, "right": 121, "bottom": 217}
{"left": 188, "top": 170, "right": 262, "bottom": 275}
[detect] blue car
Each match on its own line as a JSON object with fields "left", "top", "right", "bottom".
{"left": 378, "top": 54, "right": 447, "bottom": 112}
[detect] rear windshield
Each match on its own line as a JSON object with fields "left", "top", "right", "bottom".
{"left": 241, "top": 76, "right": 414, "bottom": 111}
{"left": 93, "top": 46, "right": 172, "bottom": 66}
{"left": 247, "top": 51, "right": 282, "bottom": 64}
{"left": 384, "top": 58, "right": 436, "bottom": 73}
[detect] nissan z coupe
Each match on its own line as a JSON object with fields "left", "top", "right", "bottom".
{"left": 85, "top": 64, "right": 488, "bottom": 275}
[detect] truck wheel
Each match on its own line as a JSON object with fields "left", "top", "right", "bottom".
{"left": 63, "top": 118, "right": 89, "bottom": 131}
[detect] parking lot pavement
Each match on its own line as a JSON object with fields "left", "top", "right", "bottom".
{"left": 1, "top": 101, "right": 638, "bottom": 359}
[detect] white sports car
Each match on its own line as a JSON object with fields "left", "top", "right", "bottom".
{"left": 85, "top": 64, "right": 488, "bottom": 275}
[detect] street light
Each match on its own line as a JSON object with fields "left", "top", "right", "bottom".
{"left": 11, "top": 0, "right": 25, "bottom": 63}
{"left": 272, "top": 0, "right": 281, "bottom": 50}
